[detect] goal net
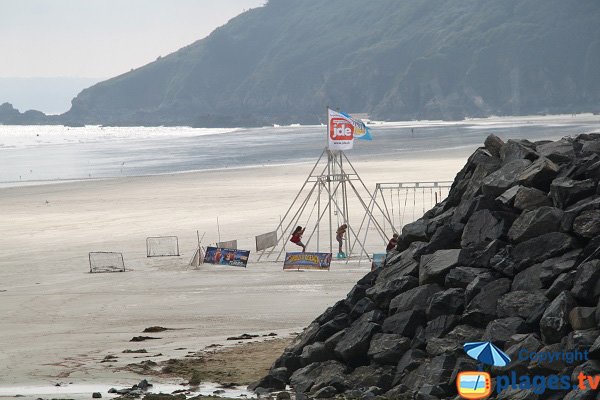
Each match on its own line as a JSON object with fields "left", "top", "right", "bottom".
{"left": 146, "top": 236, "right": 180, "bottom": 257}
{"left": 89, "top": 252, "right": 125, "bottom": 273}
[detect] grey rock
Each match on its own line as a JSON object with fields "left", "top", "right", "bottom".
{"left": 465, "top": 271, "right": 500, "bottom": 302}
{"left": 334, "top": 322, "right": 381, "bottom": 364}
{"left": 538, "top": 139, "right": 576, "bottom": 163}
{"left": 401, "top": 220, "right": 430, "bottom": 243}
{"left": 540, "top": 291, "right": 576, "bottom": 344}
{"left": 367, "top": 276, "right": 419, "bottom": 309}
{"left": 497, "top": 290, "right": 549, "bottom": 319}
{"left": 367, "top": 333, "right": 410, "bottom": 365}
{"left": 517, "top": 157, "right": 560, "bottom": 192}
{"left": 426, "top": 288, "right": 465, "bottom": 319}
{"left": 538, "top": 249, "right": 581, "bottom": 286}
{"left": 248, "top": 367, "right": 288, "bottom": 391}
{"left": 569, "top": 307, "right": 597, "bottom": 330}
{"left": 389, "top": 284, "right": 442, "bottom": 314}
{"left": 571, "top": 260, "right": 600, "bottom": 304}
{"left": 508, "top": 206, "right": 564, "bottom": 243}
{"left": 483, "top": 317, "right": 529, "bottom": 346}
{"left": 350, "top": 298, "right": 376, "bottom": 320}
{"left": 545, "top": 271, "right": 577, "bottom": 300}
{"left": 573, "top": 210, "right": 600, "bottom": 238}
{"left": 92, "top": 393, "right": 102, "bottom": 399}
{"left": 289, "top": 360, "right": 348, "bottom": 394}
{"left": 382, "top": 310, "right": 426, "bottom": 337}
{"left": 496, "top": 185, "right": 523, "bottom": 206}
{"left": 566, "top": 329, "right": 600, "bottom": 352}
{"left": 512, "top": 263, "right": 545, "bottom": 291}
{"left": 550, "top": 177, "right": 596, "bottom": 209}
{"left": 484, "top": 134, "right": 504, "bottom": 158}
{"left": 300, "top": 342, "right": 334, "bottom": 366}
{"left": 461, "top": 209, "right": 513, "bottom": 247}
{"left": 312, "top": 386, "right": 337, "bottom": 398}
{"left": 463, "top": 278, "right": 511, "bottom": 326}
{"left": 419, "top": 249, "right": 461, "bottom": 285}
{"left": 423, "top": 315, "right": 459, "bottom": 339}
{"left": 276, "top": 391, "right": 291, "bottom": 400}
{"left": 445, "top": 266, "right": 487, "bottom": 288}
{"left": 512, "top": 232, "right": 577, "bottom": 266}
{"left": 348, "top": 366, "right": 394, "bottom": 392}
{"left": 514, "top": 186, "right": 552, "bottom": 211}
{"left": 396, "top": 349, "right": 427, "bottom": 375}
{"left": 565, "top": 195, "right": 600, "bottom": 215}
{"left": 500, "top": 140, "right": 538, "bottom": 164}
{"left": 482, "top": 159, "right": 532, "bottom": 196}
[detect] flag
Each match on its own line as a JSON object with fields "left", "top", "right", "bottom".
{"left": 327, "top": 108, "right": 373, "bottom": 150}
{"left": 328, "top": 108, "right": 354, "bottom": 151}
{"left": 341, "top": 111, "right": 372, "bottom": 141}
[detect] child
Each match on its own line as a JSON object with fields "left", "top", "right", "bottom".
{"left": 290, "top": 226, "right": 306, "bottom": 252}
{"left": 336, "top": 224, "right": 347, "bottom": 258}
{"left": 386, "top": 233, "right": 399, "bottom": 252}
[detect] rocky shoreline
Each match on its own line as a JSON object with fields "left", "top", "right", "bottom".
{"left": 253, "top": 133, "right": 600, "bottom": 399}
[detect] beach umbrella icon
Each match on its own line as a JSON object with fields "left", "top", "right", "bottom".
{"left": 463, "top": 341, "right": 511, "bottom": 367}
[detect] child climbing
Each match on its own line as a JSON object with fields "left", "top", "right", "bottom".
{"left": 336, "top": 224, "right": 347, "bottom": 259}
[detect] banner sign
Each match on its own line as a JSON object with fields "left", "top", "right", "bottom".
{"left": 255, "top": 231, "right": 278, "bottom": 251}
{"left": 204, "top": 246, "right": 249, "bottom": 268}
{"left": 371, "top": 253, "right": 386, "bottom": 271}
{"left": 328, "top": 109, "right": 354, "bottom": 151}
{"left": 283, "top": 252, "right": 332, "bottom": 270}
{"left": 217, "top": 240, "right": 237, "bottom": 249}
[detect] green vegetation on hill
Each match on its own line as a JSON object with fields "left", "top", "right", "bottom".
{"left": 4, "top": 0, "right": 600, "bottom": 126}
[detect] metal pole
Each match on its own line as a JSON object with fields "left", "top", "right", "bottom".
{"left": 327, "top": 150, "right": 333, "bottom": 255}
{"left": 257, "top": 149, "right": 328, "bottom": 261}
{"left": 317, "top": 180, "right": 321, "bottom": 253}
{"left": 217, "top": 217, "right": 221, "bottom": 243}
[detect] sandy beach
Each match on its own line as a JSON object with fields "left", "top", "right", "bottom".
{"left": 0, "top": 147, "right": 471, "bottom": 393}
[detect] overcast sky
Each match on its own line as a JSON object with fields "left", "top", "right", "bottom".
{"left": 0, "top": 0, "right": 265, "bottom": 78}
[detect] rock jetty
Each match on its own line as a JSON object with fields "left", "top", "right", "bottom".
{"left": 252, "top": 133, "right": 600, "bottom": 399}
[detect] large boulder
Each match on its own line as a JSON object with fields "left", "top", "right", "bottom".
{"left": 571, "top": 260, "right": 600, "bottom": 305}
{"left": 367, "top": 333, "right": 410, "bottom": 365}
{"left": 389, "top": 284, "right": 442, "bottom": 314}
{"left": 513, "top": 186, "right": 552, "bottom": 210}
{"left": 334, "top": 321, "right": 381, "bottom": 365}
{"left": 539, "top": 291, "right": 576, "bottom": 344}
{"left": 507, "top": 206, "right": 564, "bottom": 243}
{"left": 512, "top": 232, "right": 578, "bottom": 266}
{"left": 496, "top": 290, "right": 549, "bottom": 319}
{"left": 461, "top": 209, "right": 514, "bottom": 247}
{"left": 482, "top": 159, "right": 532, "bottom": 196}
{"left": 462, "top": 278, "right": 511, "bottom": 326}
{"left": 517, "top": 157, "right": 560, "bottom": 192}
{"left": 289, "top": 361, "right": 349, "bottom": 394}
{"left": 572, "top": 210, "right": 600, "bottom": 238}
{"left": 537, "top": 139, "right": 576, "bottom": 163}
{"left": 419, "top": 249, "right": 461, "bottom": 285}
{"left": 549, "top": 177, "right": 596, "bottom": 209}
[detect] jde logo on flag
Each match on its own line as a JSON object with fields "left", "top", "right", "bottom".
{"left": 328, "top": 108, "right": 354, "bottom": 150}
{"left": 330, "top": 117, "right": 354, "bottom": 140}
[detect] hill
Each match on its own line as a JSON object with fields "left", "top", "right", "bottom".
{"left": 4, "top": 0, "right": 600, "bottom": 126}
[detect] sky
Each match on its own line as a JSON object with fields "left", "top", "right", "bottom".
{"left": 0, "top": 0, "right": 265, "bottom": 79}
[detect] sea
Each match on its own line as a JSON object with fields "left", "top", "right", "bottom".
{"left": 0, "top": 114, "right": 598, "bottom": 188}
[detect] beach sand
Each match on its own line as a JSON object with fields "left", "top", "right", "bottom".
{"left": 0, "top": 148, "right": 469, "bottom": 391}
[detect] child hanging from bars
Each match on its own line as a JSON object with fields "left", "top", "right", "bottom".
{"left": 290, "top": 226, "right": 306, "bottom": 252}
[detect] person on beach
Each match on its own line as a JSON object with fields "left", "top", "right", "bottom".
{"left": 336, "top": 224, "right": 347, "bottom": 258}
{"left": 290, "top": 226, "right": 306, "bottom": 252}
{"left": 386, "top": 233, "right": 399, "bottom": 252}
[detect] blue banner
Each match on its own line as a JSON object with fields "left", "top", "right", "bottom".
{"left": 204, "top": 246, "right": 250, "bottom": 268}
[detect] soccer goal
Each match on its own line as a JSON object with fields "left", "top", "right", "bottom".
{"left": 89, "top": 252, "right": 126, "bottom": 273}
{"left": 146, "top": 236, "right": 180, "bottom": 257}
